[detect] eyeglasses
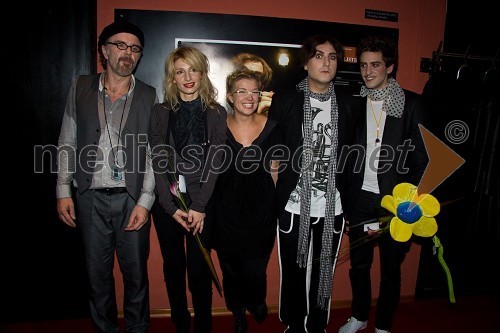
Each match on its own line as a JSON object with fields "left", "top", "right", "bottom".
{"left": 107, "top": 41, "right": 143, "bottom": 53}
{"left": 233, "top": 90, "right": 261, "bottom": 98}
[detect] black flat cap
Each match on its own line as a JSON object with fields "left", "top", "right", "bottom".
{"left": 98, "top": 19, "right": 145, "bottom": 48}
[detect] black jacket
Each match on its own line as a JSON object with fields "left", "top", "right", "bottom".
{"left": 343, "top": 89, "right": 429, "bottom": 219}
{"left": 267, "top": 85, "right": 356, "bottom": 217}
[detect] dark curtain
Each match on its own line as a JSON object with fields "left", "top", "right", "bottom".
{"left": 416, "top": 56, "right": 500, "bottom": 298}
{"left": 2, "top": 0, "right": 96, "bottom": 323}
{"left": 466, "top": 63, "right": 500, "bottom": 292}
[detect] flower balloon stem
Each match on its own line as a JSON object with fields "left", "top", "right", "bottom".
{"left": 432, "top": 235, "right": 455, "bottom": 304}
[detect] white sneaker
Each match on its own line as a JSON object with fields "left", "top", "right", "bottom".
{"left": 338, "top": 317, "right": 368, "bottom": 333}
{"left": 375, "top": 329, "right": 390, "bottom": 333}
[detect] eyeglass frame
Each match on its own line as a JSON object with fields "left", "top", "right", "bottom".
{"left": 106, "top": 41, "right": 143, "bottom": 53}
{"left": 232, "top": 89, "right": 262, "bottom": 98}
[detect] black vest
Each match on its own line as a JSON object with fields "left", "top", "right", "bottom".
{"left": 74, "top": 75, "right": 156, "bottom": 201}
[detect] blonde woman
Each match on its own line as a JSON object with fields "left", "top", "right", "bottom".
{"left": 212, "top": 68, "right": 280, "bottom": 333}
{"left": 233, "top": 53, "right": 274, "bottom": 115}
{"left": 149, "top": 46, "right": 227, "bottom": 333}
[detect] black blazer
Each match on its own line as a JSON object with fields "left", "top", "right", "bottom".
{"left": 267, "top": 85, "right": 356, "bottom": 217}
{"left": 149, "top": 102, "right": 227, "bottom": 215}
{"left": 343, "top": 89, "right": 429, "bottom": 219}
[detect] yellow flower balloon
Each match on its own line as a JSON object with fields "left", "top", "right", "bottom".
{"left": 381, "top": 183, "right": 440, "bottom": 242}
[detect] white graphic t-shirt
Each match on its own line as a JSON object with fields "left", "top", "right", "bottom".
{"left": 285, "top": 97, "right": 342, "bottom": 217}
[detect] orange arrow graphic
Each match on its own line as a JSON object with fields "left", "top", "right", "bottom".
{"left": 417, "top": 124, "right": 465, "bottom": 196}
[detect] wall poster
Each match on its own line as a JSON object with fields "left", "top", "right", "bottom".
{"left": 118, "top": 9, "right": 398, "bottom": 105}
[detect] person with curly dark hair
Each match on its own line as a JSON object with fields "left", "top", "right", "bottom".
{"left": 338, "top": 35, "right": 428, "bottom": 333}
{"left": 268, "top": 34, "right": 355, "bottom": 333}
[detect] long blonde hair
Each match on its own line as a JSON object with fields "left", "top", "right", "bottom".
{"left": 163, "top": 46, "right": 219, "bottom": 111}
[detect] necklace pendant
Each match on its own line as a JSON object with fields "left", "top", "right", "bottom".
{"left": 375, "top": 138, "right": 380, "bottom": 145}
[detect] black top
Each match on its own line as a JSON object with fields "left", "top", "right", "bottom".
{"left": 175, "top": 98, "right": 206, "bottom": 156}
{"left": 212, "top": 118, "right": 280, "bottom": 259}
{"left": 343, "top": 90, "right": 428, "bottom": 220}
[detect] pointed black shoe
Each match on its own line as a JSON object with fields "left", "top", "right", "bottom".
{"left": 174, "top": 315, "right": 190, "bottom": 333}
{"left": 251, "top": 303, "right": 269, "bottom": 324}
{"left": 233, "top": 309, "right": 248, "bottom": 333}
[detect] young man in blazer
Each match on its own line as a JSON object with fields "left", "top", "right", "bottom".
{"left": 339, "top": 35, "right": 428, "bottom": 333}
{"left": 268, "top": 34, "right": 355, "bottom": 333}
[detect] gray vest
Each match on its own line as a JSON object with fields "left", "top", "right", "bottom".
{"left": 74, "top": 75, "right": 156, "bottom": 201}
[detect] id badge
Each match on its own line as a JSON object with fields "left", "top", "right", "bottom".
{"left": 111, "top": 166, "right": 123, "bottom": 181}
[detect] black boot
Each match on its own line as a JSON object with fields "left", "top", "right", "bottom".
{"left": 232, "top": 308, "right": 248, "bottom": 333}
{"left": 173, "top": 312, "right": 191, "bottom": 333}
{"left": 250, "top": 303, "right": 268, "bottom": 324}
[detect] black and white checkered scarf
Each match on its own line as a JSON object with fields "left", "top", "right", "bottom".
{"left": 296, "top": 77, "right": 338, "bottom": 309}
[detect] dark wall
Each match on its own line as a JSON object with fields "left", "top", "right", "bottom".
{"left": 3, "top": 0, "right": 96, "bottom": 323}
{"left": 443, "top": 0, "right": 498, "bottom": 57}
{"left": 415, "top": 0, "right": 499, "bottom": 300}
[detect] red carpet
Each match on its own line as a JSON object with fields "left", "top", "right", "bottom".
{"left": 1, "top": 294, "right": 497, "bottom": 333}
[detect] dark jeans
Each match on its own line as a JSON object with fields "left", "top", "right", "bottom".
{"left": 151, "top": 200, "right": 213, "bottom": 333}
{"left": 348, "top": 190, "right": 410, "bottom": 331}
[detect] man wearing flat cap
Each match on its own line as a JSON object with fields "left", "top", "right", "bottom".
{"left": 56, "top": 20, "right": 157, "bottom": 333}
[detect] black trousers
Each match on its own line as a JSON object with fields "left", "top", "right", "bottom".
{"left": 151, "top": 200, "right": 213, "bottom": 333}
{"left": 277, "top": 211, "right": 344, "bottom": 333}
{"left": 76, "top": 189, "right": 150, "bottom": 333}
{"left": 347, "top": 190, "right": 410, "bottom": 331}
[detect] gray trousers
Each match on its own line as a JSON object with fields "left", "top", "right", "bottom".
{"left": 76, "top": 189, "right": 150, "bottom": 333}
